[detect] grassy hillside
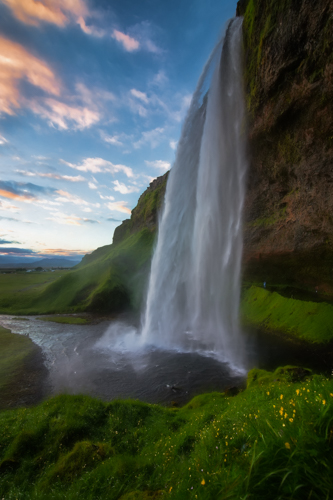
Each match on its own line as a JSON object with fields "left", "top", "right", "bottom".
{"left": 0, "top": 229, "right": 156, "bottom": 315}
{"left": 0, "top": 366, "right": 332, "bottom": 499}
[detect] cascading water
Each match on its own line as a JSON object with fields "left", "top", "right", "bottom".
{"left": 141, "top": 17, "right": 248, "bottom": 370}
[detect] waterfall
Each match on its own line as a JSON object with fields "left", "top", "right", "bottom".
{"left": 141, "top": 17, "right": 247, "bottom": 369}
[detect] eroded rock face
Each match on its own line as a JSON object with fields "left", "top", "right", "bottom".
{"left": 238, "top": 0, "right": 333, "bottom": 292}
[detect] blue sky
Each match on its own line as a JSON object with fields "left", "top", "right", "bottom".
{"left": 0, "top": 0, "right": 238, "bottom": 261}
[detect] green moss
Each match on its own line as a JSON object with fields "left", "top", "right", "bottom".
{"left": 241, "top": 286, "right": 333, "bottom": 343}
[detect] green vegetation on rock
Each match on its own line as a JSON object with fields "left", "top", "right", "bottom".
{"left": 241, "top": 286, "right": 333, "bottom": 343}
{"left": 0, "top": 367, "right": 332, "bottom": 499}
{"left": 36, "top": 316, "right": 88, "bottom": 325}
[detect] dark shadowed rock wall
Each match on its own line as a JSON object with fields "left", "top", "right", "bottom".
{"left": 237, "top": 0, "right": 333, "bottom": 295}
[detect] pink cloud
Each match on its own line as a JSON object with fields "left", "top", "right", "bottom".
{"left": 0, "top": 36, "right": 60, "bottom": 115}
{"left": 1, "top": 0, "right": 88, "bottom": 27}
{"left": 112, "top": 30, "right": 140, "bottom": 51}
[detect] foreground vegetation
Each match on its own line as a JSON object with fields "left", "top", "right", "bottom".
{"left": 0, "top": 366, "right": 332, "bottom": 499}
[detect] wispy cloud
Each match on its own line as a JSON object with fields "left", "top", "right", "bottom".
{"left": 0, "top": 134, "right": 9, "bottom": 145}
{"left": 30, "top": 98, "right": 101, "bottom": 130}
{"left": 0, "top": 35, "right": 60, "bottom": 116}
{"left": 55, "top": 189, "right": 100, "bottom": 208}
{"left": 0, "top": 247, "right": 34, "bottom": 255}
{"left": 1, "top": 0, "right": 88, "bottom": 27}
{"left": 112, "top": 30, "right": 139, "bottom": 51}
{"left": 0, "top": 238, "right": 20, "bottom": 244}
{"left": 145, "top": 160, "right": 171, "bottom": 172}
{"left": 46, "top": 211, "right": 82, "bottom": 226}
{"left": 130, "top": 88, "right": 149, "bottom": 104}
{"left": 105, "top": 201, "right": 131, "bottom": 215}
{"left": 0, "top": 200, "right": 20, "bottom": 212}
{"left": 134, "top": 127, "right": 165, "bottom": 149}
{"left": 88, "top": 182, "right": 97, "bottom": 190}
{"left": 16, "top": 170, "right": 85, "bottom": 182}
{"left": 113, "top": 180, "right": 139, "bottom": 195}
{"left": 62, "top": 157, "right": 134, "bottom": 178}
{"left": 83, "top": 218, "right": 100, "bottom": 224}
{"left": 0, "top": 180, "right": 55, "bottom": 202}
{"left": 100, "top": 132, "right": 124, "bottom": 147}
{"left": 169, "top": 140, "right": 178, "bottom": 150}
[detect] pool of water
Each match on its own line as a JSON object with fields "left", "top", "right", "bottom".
{"left": 0, "top": 315, "right": 332, "bottom": 408}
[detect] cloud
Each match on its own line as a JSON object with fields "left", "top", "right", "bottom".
{"left": 130, "top": 88, "right": 149, "bottom": 104}
{"left": 55, "top": 189, "right": 100, "bottom": 208}
{"left": 145, "top": 160, "right": 171, "bottom": 172}
{"left": 112, "top": 30, "right": 139, "bottom": 51}
{"left": 88, "top": 182, "right": 97, "bottom": 190}
{"left": 77, "top": 17, "right": 105, "bottom": 37}
{"left": 16, "top": 170, "right": 85, "bottom": 182}
{"left": 106, "top": 217, "right": 121, "bottom": 222}
{"left": 30, "top": 98, "right": 101, "bottom": 130}
{"left": 0, "top": 200, "right": 20, "bottom": 212}
{"left": 0, "top": 247, "right": 34, "bottom": 255}
{"left": 0, "top": 238, "right": 20, "bottom": 244}
{"left": 1, "top": 0, "right": 88, "bottom": 27}
{"left": 46, "top": 211, "right": 82, "bottom": 226}
{"left": 102, "top": 134, "right": 123, "bottom": 146}
{"left": 0, "top": 135, "right": 9, "bottom": 145}
{"left": 99, "top": 194, "right": 115, "bottom": 201}
{"left": 134, "top": 127, "right": 165, "bottom": 149}
{"left": 62, "top": 157, "right": 134, "bottom": 178}
{"left": 83, "top": 218, "right": 99, "bottom": 224}
{"left": 113, "top": 180, "right": 140, "bottom": 195}
{"left": 169, "top": 140, "right": 178, "bottom": 150}
{"left": 151, "top": 70, "right": 168, "bottom": 87}
{"left": 105, "top": 201, "right": 131, "bottom": 215}
{"left": 0, "top": 180, "right": 55, "bottom": 202}
{"left": 0, "top": 35, "right": 61, "bottom": 116}
{"left": 128, "top": 21, "right": 162, "bottom": 54}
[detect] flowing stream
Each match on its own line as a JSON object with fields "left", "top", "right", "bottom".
{"left": 142, "top": 18, "right": 247, "bottom": 370}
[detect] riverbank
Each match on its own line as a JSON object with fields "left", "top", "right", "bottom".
{"left": 0, "top": 366, "right": 332, "bottom": 499}
{"left": 0, "top": 325, "right": 47, "bottom": 410}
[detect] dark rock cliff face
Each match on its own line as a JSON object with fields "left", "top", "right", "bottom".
{"left": 238, "top": 0, "right": 333, "bottom": 294}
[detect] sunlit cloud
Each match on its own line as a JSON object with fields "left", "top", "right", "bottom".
{"left": 105, "top": 201, "right": 131, "bottom": 215}
{"left": 30, "top": 98, "right": 101, "bottom": 130}
{"left": 145, "top": 159, "right": 171, "bottom": 172}
{"left": 1, "top": 0, "right": 88, "bottom": 27}
{"left": 129, "top": 21, "right": 162, "bottom": 54}
{"left": 62, "top": 157, "right": 134, "bottom": 178}
{"left": 134, "top": 127, "right": 165, "bottom": 149}
{"left": 0, "top": 180, "right": 56, "bottom": 204}
{"left": 77, "top": 17, "right": 105, "bottom": 37}
{"left": 38, "top": 248, "right": 89, "bottom": 256}
{"left": 113, "top": 180, "right": 139, "bottom": 195}
{"left": 112, "top": 30, "right": 140, "bottom": 51}
{"left": 88, "top": 182, "right": 97, "bottom": 190}
{"left": 102, "top": 134, "right": 123, "bottom": 146}
{"left": 169, "top": 140, "right": 177, "bottom": 150}
{"left": 0, "top": 36, "right": 60, "bottom": 116}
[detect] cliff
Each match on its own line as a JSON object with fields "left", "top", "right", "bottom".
{"left": 238, "top": 0, "right": 333, "bottom": 296}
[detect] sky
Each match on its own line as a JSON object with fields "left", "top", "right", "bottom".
{"left": 0, "top": 0, "right": 238, "bottom": 262}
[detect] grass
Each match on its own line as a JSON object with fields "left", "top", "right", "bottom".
{"left": 241, "top": 286, "right": 333, "bottom": 343}
{"left": 0, "top": 325, "right": 35, "bottom": 394}
{"left": 0, "top": 366, "right": 332, "bottom": 499}
{"left": 36, "top": 316, "right": 88, "bottom": 325}
{"left": 0, "top": 229, "right": 156, "bottom": 316}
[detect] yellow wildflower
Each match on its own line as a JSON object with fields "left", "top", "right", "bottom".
{"left": 201, "top": 479, "right": 205, "bottom": 485}
{"left": 323, "top": 400, "right": 326, "bottom": 405}
{"left": 280, "top": 394, "right": 283, "bottom": 400}
{"left": 285, "top": 442, "right": 290, "bottom": 449}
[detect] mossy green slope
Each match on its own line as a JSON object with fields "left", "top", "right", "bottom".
{"left": 242, "top": 286, "right": 333, "bottom": 343}
{"left": 0, "top": 367, "right": 332, "bottom": 499}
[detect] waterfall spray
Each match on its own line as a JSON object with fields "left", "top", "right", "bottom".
{"left": 141, "top": 18, "right": 247, "bottom": 369}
